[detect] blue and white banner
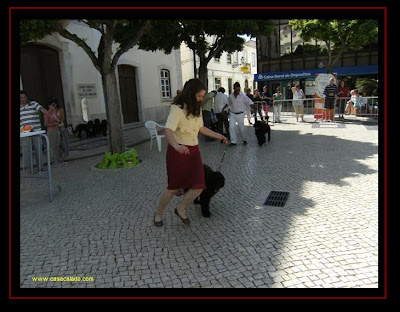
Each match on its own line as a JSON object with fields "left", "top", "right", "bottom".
{"left": 254, "top": 65, "right": 378, "bottom": 81}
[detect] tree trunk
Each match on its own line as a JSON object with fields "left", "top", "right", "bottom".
{"left": 326, "top": 51, "right": 333, "bottom": 74}
{"left": 193, "top": 50, "right": 197, "bottom": 78}
{"left": 198, "top": 62, "right": 208, "bottom": 89}
{"left": 102, "top": 71, "right": 125, "bottom": 154}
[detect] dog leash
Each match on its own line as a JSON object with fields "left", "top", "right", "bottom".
{"left": 216, "top": 144, "right": 228, "bottom": 172}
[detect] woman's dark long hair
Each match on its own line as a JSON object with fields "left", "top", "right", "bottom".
{"left": 172, "top": 78, "right": 206, "bottom": 117}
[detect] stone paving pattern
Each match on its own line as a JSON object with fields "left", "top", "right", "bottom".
{"left": 19, "top": 115, "right": 379, "bottom": 289}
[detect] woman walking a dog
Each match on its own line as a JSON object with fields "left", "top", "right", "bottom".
{"left": 154, "top": 78, "right": 228, "bottom": 227}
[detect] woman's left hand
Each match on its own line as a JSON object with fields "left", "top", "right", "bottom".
{"left": 220, "top": 135, "right": 228, "bottom": 145}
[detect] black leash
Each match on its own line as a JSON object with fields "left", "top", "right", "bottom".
{"left": 216, "top": 144, "right": 228, "bottom": 172}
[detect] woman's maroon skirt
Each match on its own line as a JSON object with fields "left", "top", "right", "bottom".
{"left": 166, "top": 144, "right": 206, "bottom": 190}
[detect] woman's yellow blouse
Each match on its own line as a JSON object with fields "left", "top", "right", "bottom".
{"left": 165, "top": 104, "right": 203, "bottom": 146}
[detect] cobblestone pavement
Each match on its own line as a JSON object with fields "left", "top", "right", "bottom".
{"left": 19, "top": 115, "right": 379, "bottom": 290}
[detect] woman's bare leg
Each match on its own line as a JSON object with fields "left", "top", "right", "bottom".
{"left": 176, "top": 189, "right": 203, "bottom": 219}
{"left": 155, "top": 189, "right": 177, "bottom": 222}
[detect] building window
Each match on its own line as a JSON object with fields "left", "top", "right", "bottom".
{"left": 215, "top": 78, "right": 221, "bottom": 90}
{"left": 214, "top": 57, "right": 220, "bottom": 63}
{"left": 160, "top": 69, "right": 171, "bottom": 99}
{"left": 227, "top": 54, "right": 232, "bottom": 64}
{"left": 252, "top": 52, "right": 256, "bottom": 67}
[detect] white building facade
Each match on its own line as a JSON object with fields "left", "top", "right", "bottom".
{"left": 181, "top": 39, "right": 257, "bottom": 94}
{"left": 20, "top": 20, "right": 183, "bottom": 127}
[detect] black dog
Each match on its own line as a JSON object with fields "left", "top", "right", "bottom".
{"left": 90, "top": 119, "right": 108, "bottom": 137}
{"left": 91, "top": 119, "right": 102, "bottom": 137}
{"left": 253, "top": 117, "right": 271, "bottom": 146}
{"left": 194, "top": 164, "right": 225, "bottom": 218}
{"left": 100, "top": 119, "right": 108, "bottom": 136}
{"left": 73, "top": 120, "right": 94, "bottom": 139}
{"left": 176, "top": 164, "right": 225, "bottom": 218}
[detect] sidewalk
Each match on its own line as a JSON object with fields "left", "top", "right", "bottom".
{"left": 65, "top": 114, "right": 378, "bottom": 161}
{"left": 18, "top": 114, "right": 379, "bottom": 291}
{"left": 65, "top": 122, "right": 154, "bottom": 161}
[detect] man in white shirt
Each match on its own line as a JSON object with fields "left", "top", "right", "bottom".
{"left": 227, "top": 82, "right": 254, "bottom": 146}
{"left": 214, "top": 87, "right": 229, "bottom": 140}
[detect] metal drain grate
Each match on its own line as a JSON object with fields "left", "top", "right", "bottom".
{"left": 264, "top": 191, "right": 290, "bottom": 207}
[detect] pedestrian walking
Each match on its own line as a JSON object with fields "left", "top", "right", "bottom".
{"left": 214, "top": 87, "right": 230, "bottom": 140}
{"left": 153, "top": 79, "right": 228, "bottom": 227}
{"left": 202, "top": 90, "right": 217, "bottom": 141}
{"left": 227, "top": 82, "right": 254, "bottom": 146}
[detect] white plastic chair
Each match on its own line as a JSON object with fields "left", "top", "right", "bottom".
{"left": 144, "top": 121, "right": 166, "bottom": 152}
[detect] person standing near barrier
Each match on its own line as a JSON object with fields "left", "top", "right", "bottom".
{"left": 44, "top": 100, "right": 64, "bottom": 164}
{"left": 323, "top": 77, "right": 338, "bottom": 122}
{"left": 359, "top": 91, "right": 369, "bottom": 115}
{"left": 272, "top": 87, "right": 283, "bottom": 123}
{"left": 291, "top": 84, "right": 306, "bottom": 122}
{"left": 20, "top": 90, "right": 59, "bottom": 173}
{"left": 153, "top": 78, "right": 228, "bottom": 227}
{"left": 252, "top": 89, "right": 264, "bottom": 122}
{"left": 261, "top": 85, "right": 272, "bottom": 119}
{"left": 345, "top": 89, "right": 356, "bottom": 115}
{"left": 338, "top": 80, "right": 349, "bottom": 118}
{"left": 50, "top": 97, "right": 70, "bottom": 158}
{"left": 228, "top": 82, "right": 254, "bottom": 146}
{"left": 245, "top": 88, "right": 254, "bottom": 125}
{"left": 352, "top": 89, "right": 363, "bottom": 115}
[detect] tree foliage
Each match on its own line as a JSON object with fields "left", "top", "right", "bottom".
{"left": 289, "top": 19, "right": 378, "bottom": 73}
{"left": 355, "top": 78, "right": 378, "bottom": 96}
{"left": 20, "top": 20, "right": 59, "bottom": 44}
{"left": 138, "top": 20, "right": 274, "bottom": 84}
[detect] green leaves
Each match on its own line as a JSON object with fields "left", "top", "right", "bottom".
{"left": 289, "top": 19, "right": 378, "bottom": 51}
{"left": 20, "top": 20, "right": 58, "bottom": 45}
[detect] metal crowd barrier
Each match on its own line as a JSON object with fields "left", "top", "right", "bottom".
{"left": 20, "top": 130, "right": 60, "bottom": 201}
{"left": 269, "top": 96, "right": 378, "bottom": 124}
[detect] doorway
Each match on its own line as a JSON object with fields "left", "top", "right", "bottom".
{"left": 20, "top": 44, "right": 66, "bottom": 122}
{"left": 118, "top": 65, "right": 139, "bottom": 123}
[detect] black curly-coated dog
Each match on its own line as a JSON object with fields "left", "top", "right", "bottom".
{"left": 100, "top": 119, "right": 108, "bottom": 136}
{"left": 90, "top": 119, "right": 108, "bottom": 137}
{"left": 253, "top": 116, "right": 270, "bottom": 146}
{"left": 73, "top": 120, "right": 94, "bottom": 139}
{"left": 194, "top": 164, "right": 225, "bottom": 218}
{"left": 177, "top": 164, "right": 225, "bottom": 218}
